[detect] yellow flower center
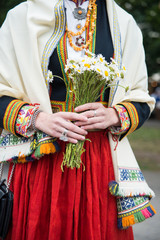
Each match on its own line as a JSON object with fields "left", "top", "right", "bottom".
{"left": 123, "top": 66, "right": 126, "bottom": 70}
{"left": 72, "top": 65, "right": 76, "bottom": 68}
{"left": 100, "top": 57, "right": 103, "bottom": 62}
{"left": 84, "top": 63, "right": 91, "bottom": 68}
{"left": 97, "top": 68, "right": 101, "bottom": 72}
{"left": 104, "top": 71, "right": 109, "bottom": 77}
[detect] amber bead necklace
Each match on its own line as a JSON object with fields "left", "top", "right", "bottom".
{"left": 66, "top": 0, "right": 97, "bottom": 51}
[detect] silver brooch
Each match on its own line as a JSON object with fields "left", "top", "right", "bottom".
{"left": 72, "top": 7, "right": 87, "bottom": 20}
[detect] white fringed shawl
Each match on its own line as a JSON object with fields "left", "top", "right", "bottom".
{"left": 0, "top": 0, "right": 155, "bottom": 197}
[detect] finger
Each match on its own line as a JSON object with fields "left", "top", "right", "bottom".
{"left": 43, "top": 128, "right": 78, "bottom": 144}
{"left": 56, "top": 129, "right": 86, "bottom": 143}
{"left": 80, "top": 110, "right": 99, "bottom": 119}
{"left": 81, "top": 122, "right": 107, "bottom": 130}
{"left": 57, "top": 126, "right": 86, "bottom": 141}
{"left": 79, "top": 107, "right": 107, "bottom": 118}
{"left": 67, "top": 131, "right": 86, "bottom": 141}
{"left": 56, "top": 131, "right": 78, "bottom": 144}
{"left": 58, "top": 112, "right": 88, "bottom": 122}
{"left": 75, "top": 102, "right": 103, "bottom": 112}
{"left": 75, "top": 116, "right": 103, "bottom": 127}
{"left": 59, "top": 119, "right": 88, "bottom": 136}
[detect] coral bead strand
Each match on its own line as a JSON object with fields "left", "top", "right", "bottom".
{"left": 66, "top": 0, "right": 97, "bottom": 51}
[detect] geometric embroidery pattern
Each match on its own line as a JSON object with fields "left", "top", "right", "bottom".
{"left": 0, "top": 132, "right": 29, "bottom": 147}
{"left": 16, "top": 105, "right": 38, "bottom": 137}
{"left": 3, "top": 100, "right": 27, "bottom": 136}
{"left": 117, "top": 196, "right": 148, "bottom": 212}
{"left": 110, "top": 105, "right": 130, "bottom": 135}
{"left": 119, "top": 168, "right": 145, "bottom": 182}
{"left": 118, "top": 102, "right": 139, "bottom": 136}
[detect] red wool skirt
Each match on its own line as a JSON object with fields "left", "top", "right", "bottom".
{"left": 6, "top": 131, "right": 133, "bottom": 240}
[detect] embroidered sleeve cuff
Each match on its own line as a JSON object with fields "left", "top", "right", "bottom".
{"left": 16, "top": 105, "right": 39, "bottom": 138}
{"left": 110, "top": 105, "right": 130, "bottom": 135}
{"left": 3, "top": 100, "right": 28, "bottom": 135}
{"left": 118, "top": 102, "right": 139, "bottom": 137}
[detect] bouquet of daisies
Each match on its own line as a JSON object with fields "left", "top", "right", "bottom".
{"left": 60, "top": 51, "right": 127, "bottom": 170}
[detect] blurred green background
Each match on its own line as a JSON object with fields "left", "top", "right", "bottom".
{"left": 0, "top": 0, "right": 160, "bottom": 170}
{"left": 128, "top": 123, "right": 160, "bottom": 171}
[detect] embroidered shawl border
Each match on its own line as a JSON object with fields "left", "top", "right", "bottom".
{"left": 117, "top": 199, "right": 150, "bottom": 218}
{"left": 108, "top": 0, "right": 122, "bottom": 107}
{"left": 41, "top": 0, "right": 66, "bottom": 90}
{"left": 118, "top": 167, "right": 145, "bottom": 183}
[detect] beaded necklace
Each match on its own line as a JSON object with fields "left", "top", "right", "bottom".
{"left": 69, "top": 0, "right": 87, "bottom": 7}
{"left": 66, "top": 0, "right": 97, "bottom": 51}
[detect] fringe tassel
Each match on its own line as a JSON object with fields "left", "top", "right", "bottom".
{"left": 109, "top": 181, "right": 119, "bottom": 196}
{"left": 33, "top": 141, "right": 60, "bottom": 159}
{"left": 112, "top": 135, "right": 119, "bottom": 151}
{"left": 118, "top": 204, "right": 156, "bottom": 229}
{"left": 17, "top": 152, "right": 27, "bottom": 163}
{"left": 10, "top": 141, "right": 60, "bottom": 162}
{"left": 11, "top": 155, "right": 35, "bottom": 163}
{"left": 109, "top": 180, "right": 155, "bottom": 198}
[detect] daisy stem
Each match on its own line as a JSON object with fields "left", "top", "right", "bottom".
{"left": 53, "top": 75, "right": 64, "bottom": 81}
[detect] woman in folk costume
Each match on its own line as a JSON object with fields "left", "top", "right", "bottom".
{"left": 0, "top": 0, "right": 156, "bottom": 239}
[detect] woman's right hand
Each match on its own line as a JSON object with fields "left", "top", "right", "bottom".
{"left": 35, "top": 111, "right": 88, "bottom": 143}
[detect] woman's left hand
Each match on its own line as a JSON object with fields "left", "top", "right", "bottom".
{"left": 74, "top": 103, "right": 121, "bottom": 130}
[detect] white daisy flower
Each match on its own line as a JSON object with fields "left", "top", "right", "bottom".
{"left": 47, "top": 70, "right": 54, "bottom": 83}
{"left": 97, "top": 54, "right": 105, "bottom": 64}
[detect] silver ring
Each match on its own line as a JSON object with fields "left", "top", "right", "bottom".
{"left": 63, "top": 129, "right": 68, "bottom": 137}
{"left": 94, "top": 110, "right": 97, "bottom": 117}
{"left": 59, "top": 129, "right": 68, "bottom": 142}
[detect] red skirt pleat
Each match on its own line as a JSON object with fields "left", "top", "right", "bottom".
{"left": 6, "top": 131, "right": 134, "bottom": 240}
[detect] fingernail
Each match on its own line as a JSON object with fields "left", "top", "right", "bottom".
{"left": 82, "top": 129, "right": 87, "bottom": 134}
